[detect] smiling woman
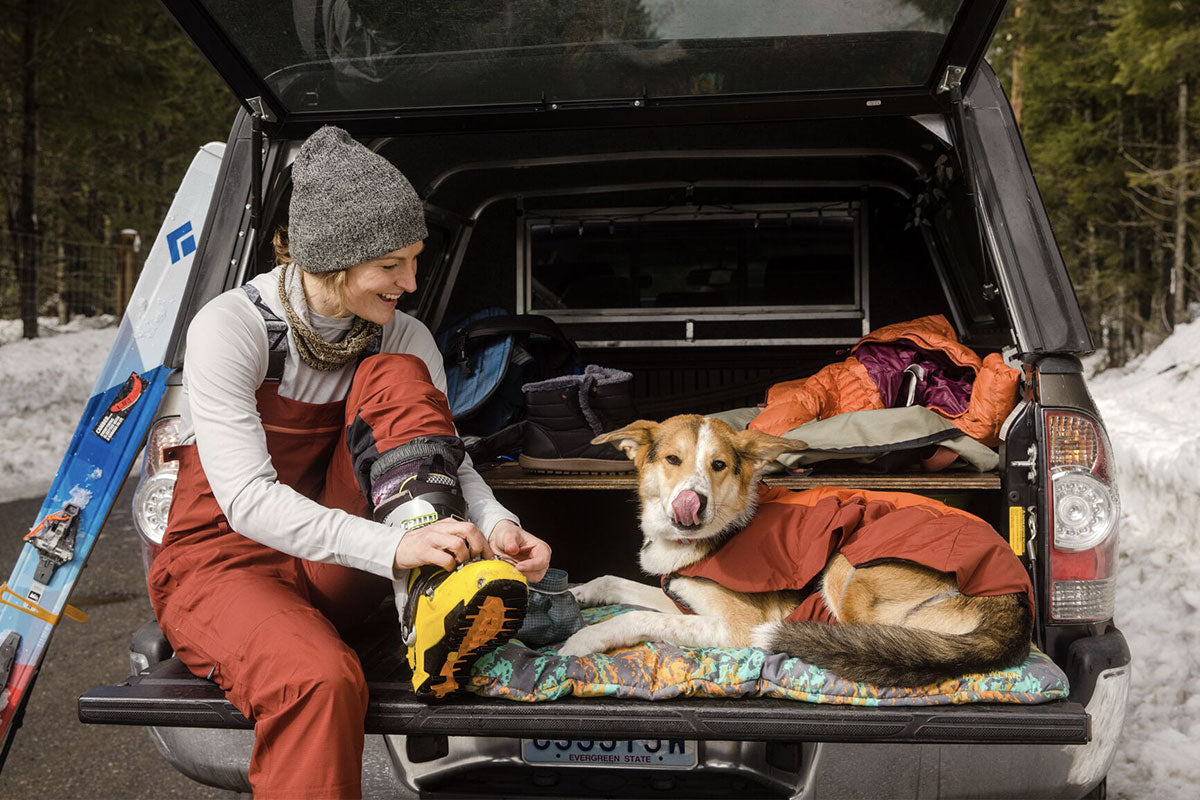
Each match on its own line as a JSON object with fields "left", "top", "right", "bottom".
{"left": 141, "top": 125, "right": 551, "bottom": 798}
{"left": 272, "top": 227, "right": 424, "bottom": 323}
{"left": 320, "top": 240, "right": 423, "bottom": 325}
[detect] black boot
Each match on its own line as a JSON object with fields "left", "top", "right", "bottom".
{"left": 585, "top": 364, "right": 637, "bottom": 435}
{"left": 518, "top": 366, "right": 636, "bottom": 474}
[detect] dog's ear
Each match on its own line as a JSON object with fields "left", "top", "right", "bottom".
{"left": 733, "top": 429, "right": 807, "bottom": 471}
{"left": 592, "top": 419, "right": 660, "bottom": 460}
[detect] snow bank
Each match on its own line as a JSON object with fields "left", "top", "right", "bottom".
{"left": 0, "top": 314, "right": 117, "bottom": 346}
{"left": 0, "top": 320, "right": 118, "bottom": 502}
{"left": 1089, "top": 318, "right": 1200, "bottom": 800}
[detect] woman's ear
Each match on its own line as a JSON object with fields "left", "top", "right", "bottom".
{"left": 591, "top": 419, "right": 660, "bottom": 461}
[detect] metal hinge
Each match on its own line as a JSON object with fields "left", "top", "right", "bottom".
{"left": 937, "top": 65, "right": 966, "bottom": 95}
{"left": 1011, "top": 443, "right": 1038, "bottom": 485}
{"left": 245, "top": 96, "right": 276, "bottom": 123}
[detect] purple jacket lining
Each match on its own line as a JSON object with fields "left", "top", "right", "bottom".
{"left": 854, "top": 342, "right": 975, "bottom": 415}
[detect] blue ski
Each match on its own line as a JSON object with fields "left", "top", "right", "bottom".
{"left": 0, "top": 143, "right": 225, "bottom": 765}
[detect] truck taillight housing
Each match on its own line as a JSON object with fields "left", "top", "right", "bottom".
{"left": 132, "top": 415, "right": 181, "bottom": 573}
{"left": 1044, "top": 410, "right": 1120, "bottom": 622}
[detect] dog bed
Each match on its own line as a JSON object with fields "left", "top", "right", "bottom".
{"left": 468, "top": 605, "right": 1069, "bottom": 705}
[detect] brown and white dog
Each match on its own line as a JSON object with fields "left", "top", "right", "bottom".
{"left": 557, "top": 414, "right": 1032, "bottom": 687}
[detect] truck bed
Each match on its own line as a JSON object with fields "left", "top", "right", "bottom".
{"left": 80, "top": 466, "right": 1081, "bottom": 745}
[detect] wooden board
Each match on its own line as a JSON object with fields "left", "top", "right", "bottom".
{"left": 481, "top": 464, "right": 1000, "bottom": 491}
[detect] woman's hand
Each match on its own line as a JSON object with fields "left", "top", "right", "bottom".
{"left": 489, "top": 520, "right": 552, "bottom": 583}
{"left": 393, "top": 518, "right": 493, "bottom": 573}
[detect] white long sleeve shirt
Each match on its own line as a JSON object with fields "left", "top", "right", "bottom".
{"left": 178, "top": 265, "right": 519, "bottom": 581}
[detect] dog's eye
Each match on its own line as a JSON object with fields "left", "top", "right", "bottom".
{"left": 711, "top": 460, "right": 727, "bottom": 472}
{"left": 665, "top": 454, "right": 682, "bottom": 466}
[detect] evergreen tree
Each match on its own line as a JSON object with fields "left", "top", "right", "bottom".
{"left": 0, "top": 0, "right": 235, "bottom": 335}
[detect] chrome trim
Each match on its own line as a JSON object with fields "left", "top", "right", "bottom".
{"left": 388, "top": 736, "right": 806, "bottom": 798}
{"left": 1065, "top": 663, "right": 1129, "bottom": 790}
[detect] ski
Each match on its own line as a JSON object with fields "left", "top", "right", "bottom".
{"left": 0, "top": 143, "right": 225, "bottom": 768}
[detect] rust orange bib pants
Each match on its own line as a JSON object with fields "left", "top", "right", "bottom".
{"left": 148, "top": 354, "right": 457, "bottom": 799}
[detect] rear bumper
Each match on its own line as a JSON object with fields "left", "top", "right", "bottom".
{"left": 391, "top": 631, "right": 1129, "bottom": 800}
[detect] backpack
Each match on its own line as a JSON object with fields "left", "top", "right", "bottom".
{"left": 435, "top": 308, "right": 579, "bottom": 439}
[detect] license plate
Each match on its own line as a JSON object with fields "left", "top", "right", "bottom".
{"left": 522, "top": 739, "right": 697, "bottom": 769}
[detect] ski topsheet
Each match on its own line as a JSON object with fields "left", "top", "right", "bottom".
{"left": 0, "top": 143, "right": 225, "bottom": 766}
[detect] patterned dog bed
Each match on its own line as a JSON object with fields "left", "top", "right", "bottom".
{"left": 468, "top": 605, "right": 1069, "bottom": 705}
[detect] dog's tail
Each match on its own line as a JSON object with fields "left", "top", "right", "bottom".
{"left": 754, "top": 596, "right": 1032, "bottom": 687}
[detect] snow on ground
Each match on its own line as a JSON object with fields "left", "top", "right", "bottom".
{"left": 1088, "top": 318, "right": 1200, "bottom": 800}
{"left": 0, "top": 314, "right": 117, "bottom": 346}
{"left": 0, "top": 315, "right": 1197, "bottom": 795}
{"left": 0, "top": 317, "right": 118, "bottom": 502}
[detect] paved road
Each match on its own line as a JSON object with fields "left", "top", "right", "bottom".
{"left": 0, "top": 483, "right": 236, "bottom": 799}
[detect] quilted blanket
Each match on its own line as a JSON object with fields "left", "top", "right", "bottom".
{"left": 468, "top": 605, "right": 1069, "bottom": 706}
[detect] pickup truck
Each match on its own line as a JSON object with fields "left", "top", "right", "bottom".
{"left": 77, "top": 2, "right": 1129, "bottom": 797}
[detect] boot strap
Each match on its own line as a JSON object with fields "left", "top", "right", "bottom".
{"left": 374, "top": 490, "right": 466, "bottom": 528}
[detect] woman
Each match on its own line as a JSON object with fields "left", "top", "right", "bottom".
{"left": 147, "top": 126, "right": 550, "bottom": 799}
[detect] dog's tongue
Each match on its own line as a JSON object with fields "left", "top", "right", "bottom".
{"left": 672, "top": 490, "right": 702, "bottom": 527}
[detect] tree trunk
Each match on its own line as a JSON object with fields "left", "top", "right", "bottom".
{"left": 17, "top": 0, "right": 40, "bottom": 339}
{"left": 1171, "top": 74, "right": 1189, "bottom": 327}
{"left": 1113, "top": 227, "right": 1127, "bottom": 368}
{"left": 1009, "top": 1, "right": 1025, "bottom": 126}
{"left": 55, "top": 215, "right": 66, "bottom": 324}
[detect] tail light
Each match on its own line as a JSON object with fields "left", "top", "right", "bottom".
{"left": 1044, "top": 410, "right": 1120, "bottom": 622}
{"left": 132, "top": 416, "right": 181, "bottom": 573}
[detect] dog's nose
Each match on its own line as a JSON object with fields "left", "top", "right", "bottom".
{"left": 671, "top": 490, "right": 708, "bottom": 527}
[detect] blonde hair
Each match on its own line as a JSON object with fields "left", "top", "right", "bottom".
{"left": 274, "top": 225, "right": 349, "bottom": 316}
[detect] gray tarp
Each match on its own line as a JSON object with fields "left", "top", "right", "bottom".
{"left": 708, "top": 405, "right": 999, "bottom": 473}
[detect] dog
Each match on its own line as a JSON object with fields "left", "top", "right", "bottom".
{"left": 557, "top": 414, "right": 1032, "bottom": 687}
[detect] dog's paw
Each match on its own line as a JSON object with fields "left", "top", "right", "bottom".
{"left": 750, "top": 621, "right": 782, "bottom": 651}
{"left": 569, "top": 575, "right": 621, "bottom": 608}
{"left": 557, "top": 628, "right": 607, "bottom": 658}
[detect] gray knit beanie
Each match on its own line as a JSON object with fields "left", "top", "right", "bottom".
{"left": 288, "top": 126, "right": 428, "bottom": 273}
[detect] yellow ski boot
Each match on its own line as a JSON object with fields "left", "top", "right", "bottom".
{"left": 402, "top": 558, "right": 528, "bottom": 698}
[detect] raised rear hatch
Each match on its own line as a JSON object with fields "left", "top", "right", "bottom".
{"left": 161, "top": 0, "right": 1007, "bottom": 132}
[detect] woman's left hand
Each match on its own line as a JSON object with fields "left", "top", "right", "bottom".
{"left": 489, "top": 520, "right": 552, "bottom": 583}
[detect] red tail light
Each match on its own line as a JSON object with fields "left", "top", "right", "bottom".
{"left": 132, "top": 416, "right": 182, "bottom": 573}
{"left": 1044, "top": 410, "right": 1120, "bottom": 622}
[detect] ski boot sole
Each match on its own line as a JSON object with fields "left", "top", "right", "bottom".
{"left": 408, "top": 564, "right": 528, "bottom": 699}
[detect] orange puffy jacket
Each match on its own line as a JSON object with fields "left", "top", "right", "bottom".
{"left": 749, "top": 315, "right": 1020, "bottom": 446}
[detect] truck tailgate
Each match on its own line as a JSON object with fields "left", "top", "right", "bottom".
{"left": 79, "top": 656, "right": 1089, "bottom": 745}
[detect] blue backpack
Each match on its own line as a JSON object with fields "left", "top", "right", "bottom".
{"left": 435, "top": 308, "right": 579, "bottom": 437}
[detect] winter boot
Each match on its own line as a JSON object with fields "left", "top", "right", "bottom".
{"left": 518, "top": 366, "right": 637, "bottom": 474}
{"left": 371, "top": 437, "right": 528, "bottom": 698}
